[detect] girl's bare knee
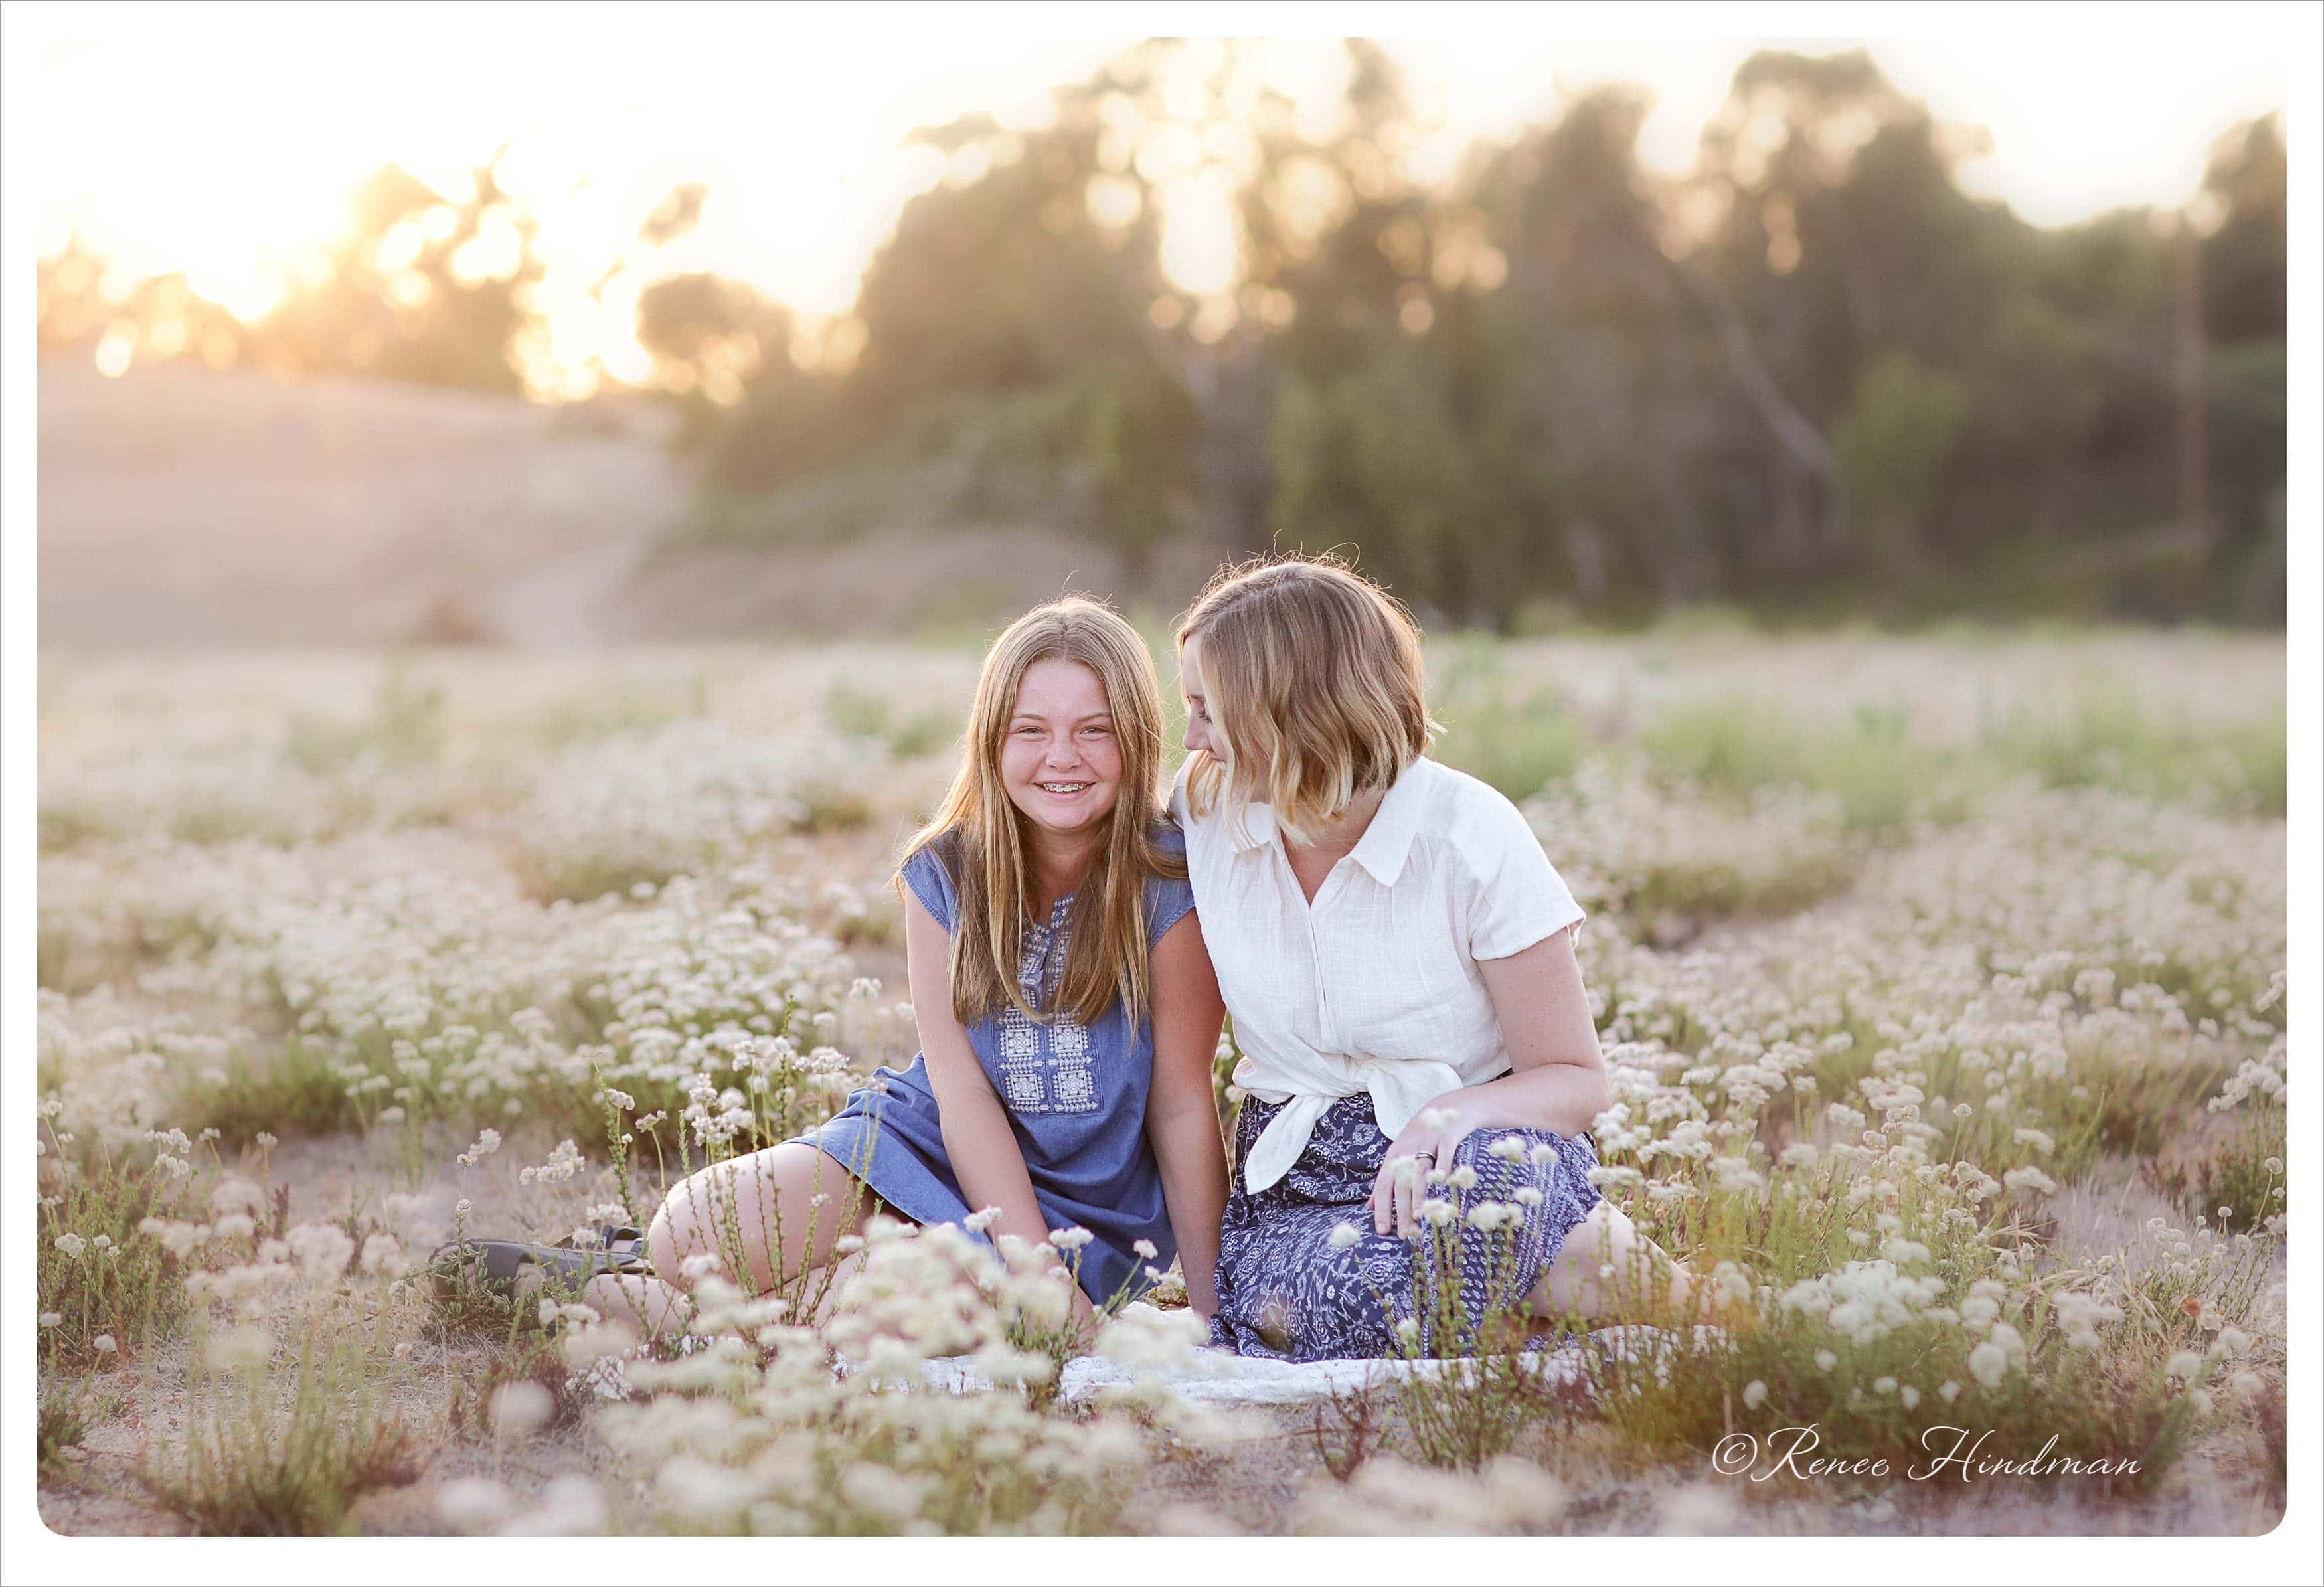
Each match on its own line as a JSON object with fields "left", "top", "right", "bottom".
{"left": 1568, "top": 1199, "right": 1609, "bottom": 1250}
{"left": 649, "top": 1168, "right": 725, "bottom": 1284}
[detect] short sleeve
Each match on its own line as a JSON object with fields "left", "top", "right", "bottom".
{"left": 1143, "top": 824, "right": 1197, "bottom": 946}
{"left": 1456, "top": 785, "right": 1586, "bottom": 961}
{"left": 900, "top": 840, "right": 959, "bottom": 934}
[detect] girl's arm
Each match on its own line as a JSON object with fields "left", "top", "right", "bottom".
{"left": 1369, "top": 925, "right": 1612, "bottom": 1236}
{"left": 902, "top": 887, "right": 1055, "bottom": 1263}
{"left": 1142, "top": 909, "right": 1230, "bottom": 1319}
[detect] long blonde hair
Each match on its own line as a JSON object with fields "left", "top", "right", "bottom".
{"left": 898, "top": 597, "right": 1183, "bottom": 1029}
{"left": 1176, "top": 554, "right": 1438, "bottom": 845}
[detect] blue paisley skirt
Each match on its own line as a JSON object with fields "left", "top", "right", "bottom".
{"left": 1208, "top": 1092, "right": 1605, "bottom": 1362}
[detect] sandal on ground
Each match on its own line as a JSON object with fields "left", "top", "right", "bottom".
{"left": 428, "top": 1223, "right": 651, "bottom": 1307}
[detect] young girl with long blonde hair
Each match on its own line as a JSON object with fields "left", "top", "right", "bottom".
{"left": 588, "top": 598, "right": 1229, "bottom": 1340}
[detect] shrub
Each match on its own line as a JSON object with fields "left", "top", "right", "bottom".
{"left": 139, "top": 1317, "right": 422, "bottom": 1535}
{"left": 37, "top": 1119, "right": 216, "bottom": 1370}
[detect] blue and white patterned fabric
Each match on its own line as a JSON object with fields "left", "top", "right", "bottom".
{"left": 1208, "top": 1091, "right": 1604, "bottom": 1361}
{"left": 799, "top": 824, "right": 1195, "bottom": 1305}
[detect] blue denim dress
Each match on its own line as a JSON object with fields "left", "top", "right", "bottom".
{"left": 801, "top": 825, "right": 1195, "bottom": 1305}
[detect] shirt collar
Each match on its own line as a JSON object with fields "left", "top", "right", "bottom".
{"left": 1227, "top": 757, "right": 1428, "bottom": 887}
{"left": 1345, "top": 758, "right": 1426, "bottom": 886}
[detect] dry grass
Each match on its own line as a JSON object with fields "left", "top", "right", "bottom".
{"left": 33, "top": 635, "right": 2287, "bottom": 1536}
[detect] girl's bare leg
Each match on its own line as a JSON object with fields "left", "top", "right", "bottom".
{"left": 1528, "top": 1199, "right": 1698, "bottom": 1325}
{"left": 580, "top": 1270, "right": 691, "bottom": 1341}
{"left": 582, "top": 1142, "right": 890, "bottom": 1339}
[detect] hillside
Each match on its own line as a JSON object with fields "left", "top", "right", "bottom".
{"left": 37, "top": 360, "right": 688, "bottom": 648}
{"left": 35, "top": 362, "right": 1221, "bottom": 649}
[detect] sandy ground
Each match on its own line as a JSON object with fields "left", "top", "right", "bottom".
{"left": 37, "top": 360, "right": 1231, "bottom": 651}
{"left": 36, "top": 985, "right": 2288, "bottom": 1538}
{"left": 38, "top": 361, "right": 685, "bottom": 649}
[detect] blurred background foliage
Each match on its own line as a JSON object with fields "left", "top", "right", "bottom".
{"left": 38, "top": 41, "right": 2287, "bottom": 629}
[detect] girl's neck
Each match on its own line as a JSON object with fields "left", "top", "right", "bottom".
{"left": 1026, "top": 825, "right": 1098, "bottom": 913}
{"left": 1284, "top": 785, "right": 1386, "bottom": 865}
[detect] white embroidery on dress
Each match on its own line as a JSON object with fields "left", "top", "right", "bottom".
{"left": 1052, "top": 1062, "right": 1096, "bottom": 1111}
{"left": 998, "top": 1005, "right": 1040, "bottom": 1060}
{"left": 988, "top": 902, "right": 1101, "bottom": 1117}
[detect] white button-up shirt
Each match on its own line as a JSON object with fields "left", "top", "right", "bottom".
{"left": 1170, "top": 754, "right": 1586, "bottom": 1192}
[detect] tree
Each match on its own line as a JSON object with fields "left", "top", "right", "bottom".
{"left": 693, "top": 49, "right": 1201, "bottom": 562}
{"left": 41, "top": 157, "right": 552, "bottom": 396}
{"left": 2195, "top": 114, "right": 2287, "bottom": 619}
{"left": 635, "top": 272, "right": 799, "bottom": 444}
{"left": 250, "top": 157, "right": 546, "bottom": 393}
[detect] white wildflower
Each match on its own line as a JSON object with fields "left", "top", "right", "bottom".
{"left": 489, "top": 1380, "right": 555, "bottom": 1438}
{"left": 286, "top": 1222, "right": 355, "bottom": 1282}
{"left": 2002, "top": 1165, "right": 2056, "bottom": 1196}
{"left": 1967, "top": 1342, "right": 2009, "bottom": 1388}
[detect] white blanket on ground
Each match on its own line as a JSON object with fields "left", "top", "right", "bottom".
{"left": 586, "top": 1310, "right": 1731, "bottom": 1407}
{"left": 910, "top": 1315, "right": 1730, "bottom": 1408}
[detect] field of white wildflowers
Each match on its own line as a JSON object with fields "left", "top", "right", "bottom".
{"left": 35, "top": 629, "right": 2287, "bottom": 1536}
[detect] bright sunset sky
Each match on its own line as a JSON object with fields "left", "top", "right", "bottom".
{"left": 22, "top": 3, "right": 2291, "bottom": 396}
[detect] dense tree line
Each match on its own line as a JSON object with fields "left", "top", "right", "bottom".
{"left": 41, "top": 42, "right": 2286, "bottom": 625}
{"left": 663, "top": 44, "right": 2284, "bottom": 624}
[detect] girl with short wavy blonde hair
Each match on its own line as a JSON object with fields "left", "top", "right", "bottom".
{"left": 1170, "top": 553, "right": 1711, "bottom": 1363}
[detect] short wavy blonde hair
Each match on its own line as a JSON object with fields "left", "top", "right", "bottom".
{"left": 1175, "top": 554, "right": 1438, "bottom": 845}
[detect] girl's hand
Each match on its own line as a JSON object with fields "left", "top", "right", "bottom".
{"left": 1369, "top": 1096, "right": 1479, "bottom": 1238}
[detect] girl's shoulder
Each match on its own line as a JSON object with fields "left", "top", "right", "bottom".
{"left": 1410, "top": 756, "right": 1537, "bottom": 855}
{"left": 899, "top": 831, "right": 961, "bottom": 932}
{"left": 1140, "top": 819, "right": 1196, "bottom": 946}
